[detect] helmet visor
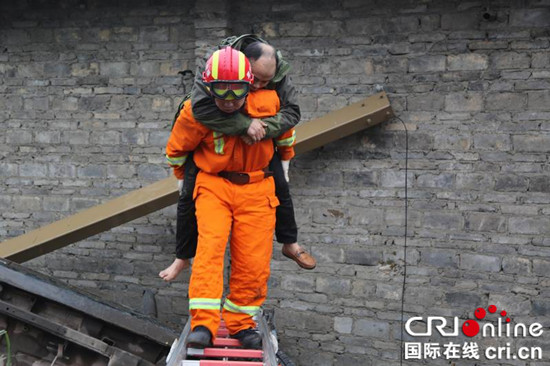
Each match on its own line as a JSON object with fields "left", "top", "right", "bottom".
{"left": 209, "top": 81, "right": 250, "bottom": 100}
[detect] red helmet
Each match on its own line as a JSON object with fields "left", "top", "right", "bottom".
{"left": 202, "top": 47, "right": 254, "bottom": 84}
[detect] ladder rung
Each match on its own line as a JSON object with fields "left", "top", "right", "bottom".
{"left": 182, "top": 361, "right": 264, "bottom": 366}
{"left": 213, "top": 338, "right": 241, "bottom": 347}
{"left": 187, "top": 347, "right": 263, "bottom": 359}
{"left": 216, "top": 328, "right": 229, "bottom": 337}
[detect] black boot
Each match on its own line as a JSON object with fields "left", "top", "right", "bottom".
{"left": 187, "top": 326, "right": 212, "bottom": 348}
{"left": 232, "top": 328, "right": 262, "bottom": 349}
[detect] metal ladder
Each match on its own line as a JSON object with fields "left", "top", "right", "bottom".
{"left": 166, "top": 311, "right": 279, "bottom": 366}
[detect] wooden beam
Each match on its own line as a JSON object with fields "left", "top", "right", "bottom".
{"left": 0, "top": 91, "right": 394, "bottom": 263}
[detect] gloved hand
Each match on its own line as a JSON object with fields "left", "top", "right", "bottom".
{"left": 178, "top": 179, "right": 184, "bottom": 195}
{"left": 281, "top": 160, "right": 290, "bottom": 183}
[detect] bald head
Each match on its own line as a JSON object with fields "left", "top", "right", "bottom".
{"left": 243, "top": 42, "right": 277, "bottom": 91}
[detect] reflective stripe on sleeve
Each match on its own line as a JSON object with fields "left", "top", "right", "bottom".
{"left": 166, "top": 154, "right": 188, "bottom": 167}
{"left": 276, "top": 130, "right": 296, "bottom": 147}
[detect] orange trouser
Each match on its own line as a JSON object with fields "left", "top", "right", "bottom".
{"left": 189, "top": 171, "right": 278, "bottom": 337}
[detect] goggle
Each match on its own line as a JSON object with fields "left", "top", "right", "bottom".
{"left": 208, "top": 81, "right": 250, "bottom": 100}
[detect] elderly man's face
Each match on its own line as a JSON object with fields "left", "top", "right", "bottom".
{"left": 250, "top": 56, "right": 276, "bottom": 91}
{"left": 214, "top": 97, "right": 246, "bottom": 114}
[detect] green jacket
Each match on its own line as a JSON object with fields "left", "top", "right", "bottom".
{"left": 190, "top": 34, "right": 300, "bottom": 139}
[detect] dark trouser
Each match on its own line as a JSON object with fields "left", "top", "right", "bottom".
{"left": 175, "top": 153, "right": 298, "bottom": 259}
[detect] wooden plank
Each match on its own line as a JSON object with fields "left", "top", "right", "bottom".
{"left": 0, "top": 92, "right": 393, "bottom": 263}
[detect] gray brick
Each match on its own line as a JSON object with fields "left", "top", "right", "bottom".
{"left": 316, "top": 277, "right": 351, "bottom": 296}
{"left": 49, "top": 164, "right": 76, "bottom": 178}
{"left": 78, "top": 165, "right": 106, "bottom": 178}
{"left": 512, "top": 135, "right": 550, "bottom": 152}
{"left": 509, "top": 217, "right": 550, "bottom": 235}
{"left": 99, "top": 62, "right": 129, "bottom": 77}
{"left": 529, "top": 176, "right": 550, "bottom": 193}
{"left": 351, "top": 280, "right": 376, "bottom": 298}
{"left": 473, "top": 134, "right": 511, "bottom": 151}
{"left": 444, "top": 292, "right": 482, "bottom": 308}
{"left": 121, "top": 130, "right": 146, "bottom": 145}
{"left": 23, "top": 96, "right": 50, "bottom": 110}
{"left": 148, "top": 130, "right": 170, "bottom": 146}
{"left": 532, "top": 300, "right": 550, "bottom": 316}
{"left": 137, "top": 164, "right": 167, "bottom": 180}
{"left": 489, "top": 294, "right": 531, "bottom": 315}
{"left": 43, "top": 196, "right": 70, "bottom": 211}
{"left": 420, "top": 250, "right": 458, "bottom": 268}
{"left": 305, "top": 171, "right": 342, "bottom": 188}
{"left": 376, "top": 283, "right": 401, "bottom": 300}
{"left": 407, "top": 93, "right": 445, "bottom": 111}
{"left": 416, "top": 173, "right": 454, "bottom": 188}
{"left": 345, "top": 18, "right": 381, "bottom": 35}
{"left": 107, "top": 165, "right": 136, "bottom": 179}
{"left": 486, "top": 92, "right": 527, "bottom": 111}
{"left": 6, "top": 130, "right": 33, "bottom": 144}
{"left": 343, "top": 171, "right": 376, "bottom": 187}
{"left": 0, "top": 96, "right": 23, "bottom": 111}
{"left": 441, "top": 11, "right": 479, "bottom": 30}
{"left": 20, "top": 163, "right": 48, "bottom": 177}
{"left": 44, "top": 63, "right": 71, "bottom": 77}
{"left": 491, "top": 52, "right": 531, "bottom": 69}
{"left": 0, "top": 163, "right": 18, "bottom": 177}
{"left": 279, "top": 22, "right": 312, "bottom": 37}
{"left": 533, "top": 259, "right": 550, "bottom": 276}
{"left": 311, "top": 20, "right": 344, "bottom": 37}
{"left": 334, "top": 317, "right": 353, "bottom": 334}
{"left": 380, "top": 171, "right": 407, "bottom": 188}
{"left": 409, "top": 33, "right": 445, "bottom": 43}
{"left": 62, "top": 131, "right": 90, "bottom": 145}
{"left": 13, "top": 196, "right": 41, "bottom": 211}
{"left": 527, "top": 91, "right": 550, "bottom": 110}
{"left": 35, "top": 131, "right": 61, "bottom": 144}
{"left": 102, "top": 258, "right": 134, "bottom": 275}
{"left": 460, "top": 253, "right": 501, "bottom": 272}
{"left": 510, "top": 9, "right": 550, "bottom": 27}
{"left": 465, "top": 213, "right": 506, "bottom": 232}
{"left": 130, "top": 61, "right": 160, "bottom": 76}
{"left": 424, "top": 212, "right": 464, "bottom": 230}
{"left": 353, "top": 319, "right": 389, "bottom": 339}
{"left": 494, "top": 174, "right": 528, "bottom": 192}
{"left": 447, "top": 54, "right": 488, "bottom": 71}
{"left": 502, "top": 257, "right": 531, "bottom": 274}
{"left": 91, "top": 131, "right": 121, "bottom": 145}
{"left": 515, "top": 80, "right": 550, "bottom": 90}
{"left": 344, "top": 248, "right": 380, "bottom": 266}
{"left": 281, "top": 274, "right": 315, "bottom": 293}
{"left": 445, "top": 92, "right": 483, "bottom": 112}
{"left": 312, "top": 207, "right": 347, "bottom": 225}
{"left": 409, "top": 56, "right": 446, "bottom": 73}
{"left": 532, "top": 52, "right": 550, "bottom": 68}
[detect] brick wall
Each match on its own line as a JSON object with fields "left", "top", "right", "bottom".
{"left": 1, "top": 1, "right": 550, "bottom": 365}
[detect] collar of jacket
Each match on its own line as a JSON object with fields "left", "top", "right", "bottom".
{"left": 272, "top": 50, "right": 290, "bottom": 84}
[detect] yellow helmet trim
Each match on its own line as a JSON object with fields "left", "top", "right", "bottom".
{"left": 212, "top": 50, "right": 220, "bottom": 80}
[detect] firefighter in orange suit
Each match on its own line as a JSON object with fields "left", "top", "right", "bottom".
{"left": 165, "top": 47, "right": 295, "bottom": 350}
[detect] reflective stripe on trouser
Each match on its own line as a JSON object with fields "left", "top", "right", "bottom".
{"left": 189, "top": 171, "right": 278, "bottom": 336}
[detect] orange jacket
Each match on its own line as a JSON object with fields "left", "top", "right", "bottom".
{"left": 166, "top": 89, "right": 295, "bottom": 179}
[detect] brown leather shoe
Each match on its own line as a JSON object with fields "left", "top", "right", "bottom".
{"left": 282, "top": 245, "right": 316, "bottom": 270}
